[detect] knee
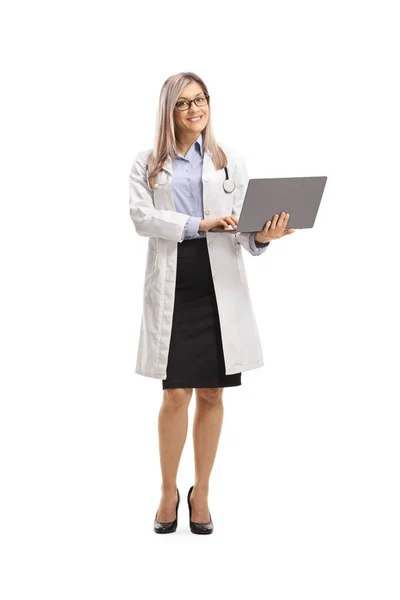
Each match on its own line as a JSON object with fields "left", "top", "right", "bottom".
{"left": 196, "top": 387, "right": 223, "bottom": 406}
{"left": 162, "top": 388, "right": 192, "bottom": 410}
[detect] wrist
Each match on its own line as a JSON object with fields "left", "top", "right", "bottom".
{"left": 255, "top": 232, "right": 270, "bottom": 244}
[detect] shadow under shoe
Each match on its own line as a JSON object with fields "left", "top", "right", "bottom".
{"left": 187, "top": 485, "right": 214, "bottom": 534}
{"left": 154, "top": 488, "right": 180, "bottom": 534}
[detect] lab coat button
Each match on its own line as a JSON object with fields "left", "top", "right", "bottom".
{"left": 213, "top": 274, "right": 217, "bottom": 280}
{"left": 205, "top": 208, "right": 211, "bottom": 215}
{"left": 209, "top": 242, "right": 213, "bottom": 248}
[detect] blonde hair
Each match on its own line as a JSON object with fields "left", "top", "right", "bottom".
{"left": 146, "top": 71, "right": 228, "bottom": 190}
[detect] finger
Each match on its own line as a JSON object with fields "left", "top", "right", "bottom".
{"left": 278, "top": 211, "right": 287, "bottom": 226}
{"left": 226, "top": 220, "right": 236, "bottom": 228}
{"left": 222, "top": 217, "right": 236, "bottom": 229}
{"left": 270, "top": 213, "right": 279, "bottom": 230}
{"left": 263, "top": 220, "right": 272, "bottom": 233}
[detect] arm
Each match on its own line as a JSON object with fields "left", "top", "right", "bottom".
{"left": 180, "top": 216, "right": 202, "bottom": 241}
{"left": 129, "top": 153, "right": 191, "bottom": 242}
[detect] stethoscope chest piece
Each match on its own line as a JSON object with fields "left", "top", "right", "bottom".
{"left": 223, "top": 179, "right": 235, "bottom": 193}
{"left": 223, "top": 167, "right": 236, "bottom": 193}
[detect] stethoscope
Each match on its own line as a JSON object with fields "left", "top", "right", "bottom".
{"left": 222, "top": 167, "right": 235, "bottom": 193}
{"left": 146, "top": 164, "right": 236, "bottom": 193}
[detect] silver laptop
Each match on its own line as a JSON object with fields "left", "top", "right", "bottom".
{"left": 209, "top": 176, "right": 328, "bottom": 232}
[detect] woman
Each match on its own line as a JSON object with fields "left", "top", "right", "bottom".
{"left": 128, "top": 72, "right": 295, "bottom": 535}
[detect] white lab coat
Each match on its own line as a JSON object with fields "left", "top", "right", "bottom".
{"left": 128, "top": 145, "right": 266, "bottom": 379}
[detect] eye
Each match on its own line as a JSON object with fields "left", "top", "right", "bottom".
{"left": 176, "top": 101, "right": 188, "bottom": 108}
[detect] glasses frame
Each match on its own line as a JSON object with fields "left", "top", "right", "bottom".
{"left": 175, "top": 94, "right": 210, "bottom": 111}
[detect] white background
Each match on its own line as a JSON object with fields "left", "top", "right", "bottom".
{"left": 1, "top": 0, "right": 399, "bottom": 598}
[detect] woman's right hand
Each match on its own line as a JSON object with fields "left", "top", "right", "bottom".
{"left": 199, "top": 215, "right": 238, "bottom": 232}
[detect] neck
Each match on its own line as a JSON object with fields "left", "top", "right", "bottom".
{"left": 176, "top": 131, "right": 201, "bottom": 157}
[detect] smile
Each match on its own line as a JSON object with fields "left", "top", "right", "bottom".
{"left": 187, "top": 116, "right": 202, "bottom": 122}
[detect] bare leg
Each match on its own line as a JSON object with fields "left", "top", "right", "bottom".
{"left": 155, "top": 388, "right": 192, "bottom": 521}
{"left": 190, "top": 387, "right": 224, "bottom": 522}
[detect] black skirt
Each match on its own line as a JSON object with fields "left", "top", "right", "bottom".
{"left": 162, "top": 237, "right": 242, "bottom": 390}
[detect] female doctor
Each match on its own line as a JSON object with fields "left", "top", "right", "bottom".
{"left": 128, "top": 71, "right": 296, "bottom": 535}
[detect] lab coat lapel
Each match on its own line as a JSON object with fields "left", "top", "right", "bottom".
{"left": 161, "top": 156, "right": 173, "bottom": 176}
{"left": 202, "top": 150, "right": 216, "bottom": 181}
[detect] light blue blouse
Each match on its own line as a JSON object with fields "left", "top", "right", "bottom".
{"left": 171, "top": 133, "right": 270, "bottom": 254}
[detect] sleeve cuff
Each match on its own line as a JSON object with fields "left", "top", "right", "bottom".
{"left": 180, "top": 218, "right": 190, "bottom": 242}
{"left": 249, "top": 231, "right": 270, "bottom": 253}
{"left": 186, "top": 216, "right": 201, "bottom": 238}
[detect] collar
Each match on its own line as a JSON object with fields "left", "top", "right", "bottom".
{"left": 195, "top": 132, "right": 203, "bottom": 157}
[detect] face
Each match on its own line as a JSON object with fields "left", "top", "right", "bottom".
{"left": 173, "top": 81, "right": 209, "bottom": 138}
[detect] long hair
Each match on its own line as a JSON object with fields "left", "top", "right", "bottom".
{"left": 146, "top": 71, "right": 228, "bottom": 190}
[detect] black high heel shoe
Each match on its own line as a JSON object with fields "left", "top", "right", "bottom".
{"left": 154, "top": 488, "right": 180, "bottom": 534}
{"left": 187, "top": 485, "right": 214, "bottom": 534}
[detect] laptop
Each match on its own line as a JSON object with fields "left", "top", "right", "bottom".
{"left": 208, "top": 176, "right": 328, "bottom": 232}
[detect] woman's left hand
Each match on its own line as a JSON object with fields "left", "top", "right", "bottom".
{"left": 254, "top": 212, "right": 296, "bottom": 243}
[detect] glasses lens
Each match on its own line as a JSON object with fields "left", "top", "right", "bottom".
{"left": 194, "top": 97, "right": 208, "bottom": 107}
{"left": 176, "top": 101, "right": 189, "bottom": 111}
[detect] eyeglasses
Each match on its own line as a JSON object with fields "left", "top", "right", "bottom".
{"left": 175, "top": 95, "right": 209, "bottom": 111}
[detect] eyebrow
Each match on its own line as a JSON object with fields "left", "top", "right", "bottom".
{"left": 177, "top": 92, "right": 204, "bottom": 100}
